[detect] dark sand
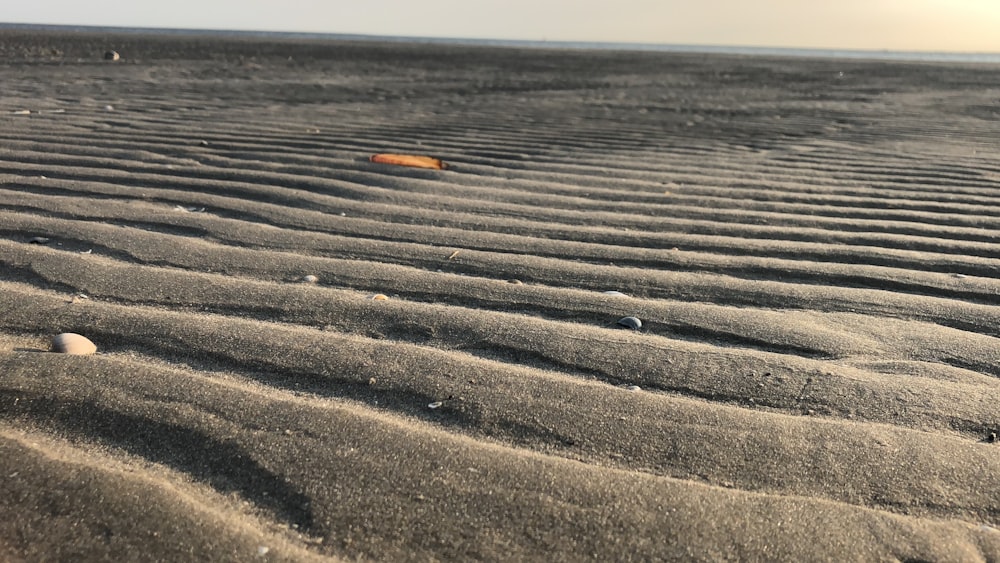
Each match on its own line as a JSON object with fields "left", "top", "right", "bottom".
{"left": 2, "top": 29, "right": 1000, "bottom": 561}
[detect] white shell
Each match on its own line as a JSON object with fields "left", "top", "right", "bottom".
{"left": 51, "top": 333, "right": 97, "bottom": 355}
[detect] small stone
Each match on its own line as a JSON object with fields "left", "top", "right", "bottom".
{"left": 256, "top": 545, "right": 269, "bottom": 556}
{"left": 104, "top": 105, "right": 115, "bottom": 111}
{"left": 428, "top": 401, "right": 443, "bottom": 409}
{"left": 301, "top": 274, "right": 319, "bottom": 283}
{"left": 28, "top": 236, "right": 50, "bottom": 244}
{"left": 625, "top": 385, "right": 641, "bottom": 391}
{"left": 367, "top": 294, "right": 389, "bottom": 300}
{"left": 988, "top": 432, "right": 997, "bottom": 444}
{"left": 603, "top": 290, "right": 628, "bottom": 297}
{"left": 616, "top": 316, "right": 642, "bottom": 330}
{"left": 507, "top": 279, "right": 523, "bottom": 285}
{"left": 51, "top": 333, "right": 97, "bottom": 355}
{"left": 104, "top": 50, "right": 120, "bottom": 61}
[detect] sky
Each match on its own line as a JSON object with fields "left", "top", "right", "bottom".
{"left": 5, "top": 0, "right": 1000, "bottom": 53}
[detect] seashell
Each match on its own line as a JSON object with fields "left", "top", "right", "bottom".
{"left": 603, "top": 290, "right": 628, "bottom": 297}
{"left": 301, "top": 275, "right": 319, "bottom": 283}
{"left": 616, "top": 316, "right": 642, "bottom": 330}
{"left": 51, "top": 333, "right": 97, "bottom": 355}
{"left": 368, "top": 294, "right": 389, "bottom": 300}
{"left": 370, "top": 153, "right": 448, "bottom": 170}
{"left": 428, "top": 401, "right": 443, "bottom": 409}
{"left": 104, "top": 50, "right": 120, "bottom": 61}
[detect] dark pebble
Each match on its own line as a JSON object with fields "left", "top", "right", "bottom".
{"left": 617, "top": 316, "right": 642, "bottom": 330}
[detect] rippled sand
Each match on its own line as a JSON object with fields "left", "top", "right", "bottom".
{"left": 2, "top": 29, "right": 1000, "bottom": 561}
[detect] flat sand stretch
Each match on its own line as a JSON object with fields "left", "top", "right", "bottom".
{"left": 2, "top": 29, "right": 1000, "bottom": 561}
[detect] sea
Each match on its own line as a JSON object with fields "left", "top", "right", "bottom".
{"left": 3, "top": 23, "right": 1000, "bottom": 64}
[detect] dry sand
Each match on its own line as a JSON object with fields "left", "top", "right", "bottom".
{"left": 2, "top": 29, "right": 1000, "bottom": 561}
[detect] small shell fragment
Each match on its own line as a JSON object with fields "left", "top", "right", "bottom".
{"left": 368, "top": 294, "right": 389, "bottom": 301}
{"left": 301, "top": 275, "right": 319, "bottom": 283}
{"left": 617, "top": 316, "right": 642, "bottom": 330}
{"left": 51, "top": 333, "right": 97, "bottom": 355}
{"left": 428, "top": 401, "right": 443, "bottom": 409}
{"left": 603, "top": 291, "right": 628, "bottom": 297}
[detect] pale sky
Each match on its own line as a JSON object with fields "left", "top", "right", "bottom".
{"left": 6, "top": 0, "right": 1000, "bottom": 53}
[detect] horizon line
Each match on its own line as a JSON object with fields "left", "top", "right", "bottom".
{"left": 3, "top": 22, "right": 1000, "bottom": 61}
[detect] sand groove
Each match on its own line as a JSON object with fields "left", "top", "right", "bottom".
{"left": 3, "top": 30, "right": 1000, "bottom": 561}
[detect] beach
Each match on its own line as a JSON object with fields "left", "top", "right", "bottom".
{"left": 2, "top": 28, "right": 1000, "bottom": 561}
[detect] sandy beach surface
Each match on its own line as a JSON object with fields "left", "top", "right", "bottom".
{"left": 2, "top": 29, "right": 1000, "bottom": 561}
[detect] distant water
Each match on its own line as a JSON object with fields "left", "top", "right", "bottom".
{"left": 4, "top": 22, "right": 1000, "bottom": 64}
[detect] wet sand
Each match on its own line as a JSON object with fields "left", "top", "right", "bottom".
{"left": 2, "top": 29, "right": 1000, "bottom": 561}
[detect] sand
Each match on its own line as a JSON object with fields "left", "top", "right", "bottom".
{"left": 1, "top": 28, "right": 1000, "bottom": 561}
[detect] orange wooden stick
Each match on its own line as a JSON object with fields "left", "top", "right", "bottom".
{"left": 370, "top": 153, "right": 448, "bottom": 170}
